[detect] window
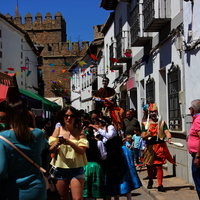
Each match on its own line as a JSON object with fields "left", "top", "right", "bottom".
{"left": 146, "top": 75, "right": 155, "bottom": 103}
{"left": 0, "top": 51, "right": 2, "bottom": 58}
{"left": 168, "top": 62, "right": 181, "bottom": 130}
{"left": 0, "top": 30, "right": 2, "bottom": 37}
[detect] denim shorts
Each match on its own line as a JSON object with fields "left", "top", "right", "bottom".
{"left": 54, "top": 167, "right": 85, "bottom": 180}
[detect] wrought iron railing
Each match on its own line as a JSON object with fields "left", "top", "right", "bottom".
{"left": 143, "top": 0, "right": 155, "bottom": 30}
{"left": 116, "top": 32, "right": 122, "bottom": 59}
{"left": 130, "top": 5, "right": 140, "bottom": 45}
{"left": 168, "top": 62, "right": 182, "bottom": 130}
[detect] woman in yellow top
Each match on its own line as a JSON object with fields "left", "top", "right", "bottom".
{"left": 49, "top": 106, "right": 89, "bottom": 200}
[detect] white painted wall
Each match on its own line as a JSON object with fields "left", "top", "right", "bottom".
{"left": 0, "top": 17, "right": 38, "bottom": 92}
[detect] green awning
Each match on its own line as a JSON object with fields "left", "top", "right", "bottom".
{"left": 19, "top": 88, "right": 61, "bottom": 112}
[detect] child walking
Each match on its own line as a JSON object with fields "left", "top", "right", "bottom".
{"left": 132, "top": 128, "right": 142, "bottom": 165}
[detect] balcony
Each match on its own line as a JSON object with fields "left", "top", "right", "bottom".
{"left": 116, "top": 31, "right": 132, "bottom": 63}
{"left": 100, "top": 0, "right": 118, "bottom": 10}
{"left": 109, "top": 43, "right": 123, "bottom": 70}
{"left": 143, "top": 0, "right": 171, "bottom": 32}
{"left": 130, "top": 4, "right": 152, "bottom": 46}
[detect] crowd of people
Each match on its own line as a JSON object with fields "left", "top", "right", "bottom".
{"left": 0, "top": 98, "right": 178, "bottom": 200}
{"left": 1, "top": 73, "right": 200, "bottom": 199}
{"left": 0, "top": 77, "right": 182, "bottom": 200}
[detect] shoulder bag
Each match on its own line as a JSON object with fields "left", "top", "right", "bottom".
{"left": 0, "top": 135, "right": 49, "bottom": 189}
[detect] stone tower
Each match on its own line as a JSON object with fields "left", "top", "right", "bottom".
{"left": 5, "top": 12, "right": 89, "bottom": 100}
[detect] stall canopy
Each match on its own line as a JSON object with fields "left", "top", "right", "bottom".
{"left": 45, "top": 97, "right": 64, "bottom": 109}
{"left": 0, "top": 72, "right": 21, "bottom": 104}
{"left": 0, "top": 85, "right": 8, "bottom": 103}
{"left": 19, "top": 88, "right": 61, "bottom": 112}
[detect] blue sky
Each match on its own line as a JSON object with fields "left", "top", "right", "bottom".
{"left": 0, "top": 0, "right": 111, "bottom": 43}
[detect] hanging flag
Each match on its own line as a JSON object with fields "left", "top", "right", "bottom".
{"left": 26, "top": 71, "right": 32, "bottom": 77}
{"left": 111, "top": 70, "right": 115, "bottom": 72}
{"left": 58, "top": 80, "right": 62, "bottom": 83}
{"left": 78, "top": 61, "right": 87, "bottom": 67}
{"left": 81, "top": 74, "right": 86, "bottom": 77}
{"left": 64, "top": 62, "right": 71, "bottom": 66}
{"left": 62, "top": 69, "right": 67, "bottom": 73}
{"left": 51, "top": 81, "right": 56, "bottom": 83}
{"left": 87, "top": 71, "right": 91, "bottom": 75}
{"left": 70, "top": 77, "right": 75, "bottom": 79}
{"left": 110, "top": 58, "right": 119, "bottom": 63}
{"left": 49, "top": 63, "right": 55, "bottom": 67}
{"left": 51, "top": 70, "right": 55, "bottom": 73}
{"left": 90, "top": 54, "right": 98, "bottom": 60}
{"left": 16, "top": 71, "right": 20, "bottom": 76}
{"left": 7, "top": 68, "right": 15, "bottom": 71}
{"left": 21, "top": 66, "right": 28, "bottom": 71}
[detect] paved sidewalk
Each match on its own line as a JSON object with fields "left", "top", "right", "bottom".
{"left": 137, "top": 166, "right": 199, "bottom": 200}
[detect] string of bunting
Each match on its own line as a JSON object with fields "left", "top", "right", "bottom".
{"left": 5, "top": 55, "right": 116, "bottom": 86}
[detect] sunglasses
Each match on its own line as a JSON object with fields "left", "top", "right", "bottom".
{"left": 64, "top": 114, "right": 75, "bottom": 118}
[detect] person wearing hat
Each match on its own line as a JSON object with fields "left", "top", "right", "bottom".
{"left": 141, "top": 103, "right": 174, "bottom": 192}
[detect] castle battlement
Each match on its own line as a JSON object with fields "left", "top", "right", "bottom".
{"left": 5, "top": 12, "right": 65, "bottom": 30}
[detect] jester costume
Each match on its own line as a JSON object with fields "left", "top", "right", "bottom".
{"left": 141, "top": 103, "right": 174, "bottom": 192}
{"left": 141, "top": 120, "right": 174, "bottom": 165}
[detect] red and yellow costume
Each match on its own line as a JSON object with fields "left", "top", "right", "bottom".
{"left": 102, "top": 98, "right": 125, "bottom": 131}
{"left": 141, "top": 121, "right": 174, "bottom": 165}
{"left": 141, "top": 103, "right": 174, "bottom": 190}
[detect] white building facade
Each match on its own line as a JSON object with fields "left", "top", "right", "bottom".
{"left": 0, "top": 14, "right": 38, "bottom": 92}
{"left": 99, "top": 0, "right": 200, "bottom": 185}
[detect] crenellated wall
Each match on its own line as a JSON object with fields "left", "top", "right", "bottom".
{"left": 5, "top": 12, "right": 90, "bottom": 98}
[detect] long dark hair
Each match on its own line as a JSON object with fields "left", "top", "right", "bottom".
{"left": 59, "top": 106, "right": 79, "bottom": 128}
{"left": 5, "top": 101, "right": 35, "bottom": 142}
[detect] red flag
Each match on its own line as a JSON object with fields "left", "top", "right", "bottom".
{"left": 7, "top": 68, "right": 15, "bottom": 71}
{"left": 90, "top": 54, "right": 98, "bottom": 60}
{"left": 20, "top": 66, "right": 28, "bottom": 71}
{"left": 110, "top": 58, "right": 119, "bottom": 63}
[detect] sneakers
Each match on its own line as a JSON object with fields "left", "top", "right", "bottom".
{"left": 157, "top": 185, "right": 166, "bottom": 192}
